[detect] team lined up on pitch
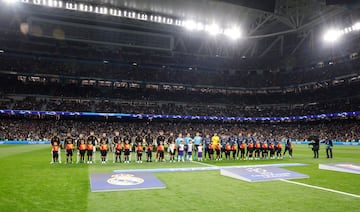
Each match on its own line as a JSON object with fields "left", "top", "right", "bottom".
{"left": 50, "top": 131, "right": 293, "bottom": 164}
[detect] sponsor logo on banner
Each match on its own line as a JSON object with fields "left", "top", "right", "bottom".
{"left": 220, "top": 166, "right": 308, "bottom": 182}
{"left": 107, "top": 174, "right": 144, "bottom": 186}
{"left": 246, "top": 167, "right": 292, "bottom": 178}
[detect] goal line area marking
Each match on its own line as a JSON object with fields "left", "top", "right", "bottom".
{"left": 280, "top": 179, "right": 360, "bottom": 199}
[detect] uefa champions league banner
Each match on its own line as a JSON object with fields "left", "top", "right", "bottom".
{"left": 0, "top": 140, "right": 50, "bottom": 144}
{"left": 0, "top": 109, "right": 359, "bottom": 121}
{"left": 291, "top": 141, "right": 360, "bottom": 146}
{"left": 1, "top": 140, "right": 358, "bottom": 145}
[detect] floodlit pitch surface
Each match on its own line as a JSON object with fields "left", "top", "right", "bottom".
{"left": 0, "top": 144, "right": 359, "bottom": 211}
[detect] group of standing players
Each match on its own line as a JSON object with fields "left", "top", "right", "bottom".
{"left": 50, "top": 131, "right": 293, "bottom": 164}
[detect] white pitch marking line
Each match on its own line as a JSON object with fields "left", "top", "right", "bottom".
{"left": 280, "top": 179, "right": 360, "bottom": 198}
{"left": 190, "top": 160, "right": 218, "bottom": 167}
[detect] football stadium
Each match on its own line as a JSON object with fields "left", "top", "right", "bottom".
{"left": 0, "top": 0, "right": 360, "bottom": 211}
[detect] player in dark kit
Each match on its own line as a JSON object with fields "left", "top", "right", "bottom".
{"left": 87, "top": 131, "right": 98, "bottom": 163}
{"left": 276, "top": 141, "right": 283, "bottom": 159}
{"left": 114, "top": 139, "right": 123, "bottom": 163}
{"left": 261, "top": 141, "right": 268, "bottom": 160}
{"left": 64, "top": 133, "right": 75, "bottom": 164}
{"left": 87, "top": 141, "right": 94, "bottom": 164}
{"left": 239, "top": 141, "right": 246, "bottom": 160}
{"left": 269, "top": 141, "right": 275, "bottom": 159}
{"left": 50, "top": 132, "right": 61, "bottom": 164}
{"left": 136, "top": 143, "right": 143, "bottom": 163}
{"left": 231, "top": 142, "right": 237, "bottom": 160}
{"left": 224, "top": 142, "right": 231, "bottom": 160}
{"left": 254, "top": 140, "right": 261, "bottom": 160}
{"left": 215, "top": 143, "right": 221, "bottom": 160}
{"left": 76, "top": 134, "right": 86, "bottom": 163}
{"left": 134, "top": 132, "right": 143, "bottom": 148}
{"left": 99, "top": 138, "right": 109, "bottom": 164}
{"left": 156, "top": 131, "right": 166, "bottom": 160}
{"left": 99, "top": 133, "right": 109, "bottom": 162}
{"left": 204, "top": 134, "right": 211, "bottom": 160}
{"left": 146, "top": 143, "right": 153, "bottom": 162}
{"left": 123, "top": 140, "right": 131, "bottom": 163}
{"left": 144, "top": 131, "right": 154, "bottom": 146}
{"left": 208, "top": 142, "right": 214, "bottom": 160}
{"left": 112, "top": 131, "right": 122, "bottom": 163}
{"left": 157, "top": 141, "right": 165, "bottom": 162}
{"left": 78, "top": 139, "right": 87, "bottom": 163}
{"left": 246, "top": 141, "right": 254, "bottom": 160}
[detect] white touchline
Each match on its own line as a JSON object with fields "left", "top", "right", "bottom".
{"left": 280, "top": 179, "right": 360, "bottom": 198}
{"left": 191, "top": 160, "right": 218, "bottom": 167}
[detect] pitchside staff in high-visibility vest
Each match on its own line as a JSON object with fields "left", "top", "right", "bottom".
{"left": 64, "top": 133, "right": 75, "bottom": 164}
{"left": 50, "top": 132, "right": 61, "bottom": 164}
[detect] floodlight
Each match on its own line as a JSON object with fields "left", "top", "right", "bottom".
{"left": 323, "top": 29, "right": 342, "bottom": 42}
{"left": 196, "top": 23, "right": 204, "bottom": 31}
{"left": 224, "top": 27, "right": 242, "bottom": 40}
{"left": 206, "top": 24, "right": 220, "bottom": 35}
{"left": 79, "top": 3, "right": 84, "bottom": 11}
{"left": 352, "top": 22, "right": 360, "bottom": 30}
{"left": 184, "top": 20, "right": 196, "bottom": 30}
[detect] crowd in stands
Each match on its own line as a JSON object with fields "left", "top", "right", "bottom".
{"left": 1, "top": 95, "right": 360, "bottom": 117}
{"left": 1, "top": 49, "right": 360, "bottom": 88}
{"left": 0, "top": 118, "right": 359, "bottom": 142}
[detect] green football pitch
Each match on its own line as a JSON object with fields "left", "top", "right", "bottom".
{"left": 0, "top": 144, "right": 359, "bottom": 212}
